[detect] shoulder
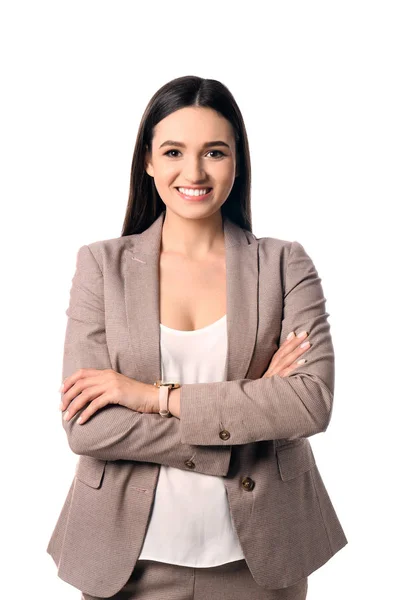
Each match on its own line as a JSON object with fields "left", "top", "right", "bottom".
{"left": 254, "top": 234, "right": 295, "bottom": 260}
{"left": 86, "top": 234, "right": 134, "bottom": 255}
{"left": 255, "top": 234, "right": 309, "bottom": 258}
{"left": 74, "top": 234, "right": 137, "bottom": 272}
{"left": 253, "top": 236, "right": 319, "bottom": 295}
{"left": 254, "top": 236, "right": 315, "bottom": 285}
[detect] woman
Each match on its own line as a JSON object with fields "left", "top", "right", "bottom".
{"left": 47, "top": 75, "right": 348, "bottom": 599}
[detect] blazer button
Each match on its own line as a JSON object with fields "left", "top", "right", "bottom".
{"left": 219, "top": 429, "right": 230, "bottom": 440}
{"left": 241, "top": 477, "right": 255, "bottom": 491}
{"left": 184, "top": 460, "right": 195, "bottom": 469}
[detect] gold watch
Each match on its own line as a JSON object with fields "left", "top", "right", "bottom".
{"left": 153, "top": 380, "right": 181, "bottom": 417}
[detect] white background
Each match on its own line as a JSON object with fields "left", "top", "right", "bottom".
{"left": 1, "top": 1, "right": 398, "bottom": 598}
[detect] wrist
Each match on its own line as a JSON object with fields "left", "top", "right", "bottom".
{"left": 145, "top": 383, "right": 160, "bottom": 413}
{"left": 147, "top": 382, "right": 181, "bottom": 417}
{"left": 168, "top": 387, "right": 181, "bottom": 419}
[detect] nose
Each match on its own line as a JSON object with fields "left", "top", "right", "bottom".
{"left": 183, "top": 156, "right": 208, "bottom": 184}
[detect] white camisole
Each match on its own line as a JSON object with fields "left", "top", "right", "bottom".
{"left": 137, "top": 314, "right": 245, "bottom": 567}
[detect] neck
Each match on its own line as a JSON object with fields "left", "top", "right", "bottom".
{"left": 161, "top": 209, "right": 225, "bottom": 260}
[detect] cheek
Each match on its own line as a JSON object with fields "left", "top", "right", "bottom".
{"left": 154, "top": 163, "right": 179, "bottom": 184}
{"left": 216, "top": 163, "right": 236, "bottom": 186}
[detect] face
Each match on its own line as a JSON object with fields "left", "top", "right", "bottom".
{"left": 145, "top": 106, "right": 239, "bottom": 220}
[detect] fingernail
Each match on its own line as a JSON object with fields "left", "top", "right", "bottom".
{"left": 63, "top": 411, "right": 69, "bottom": 421}
{"left": 77, "top": 417, "right": 82, "bottom": 424}
{"left": 286, "top": 331, "right": 295, "bottom": 340}
{"left": 297, "top": 331, "right": 308, "bottom": 338}
{"left": 300, "top": 341, "right": 310, "bottom": 348}
{"left": 59, "top": 384, "right": 64, "bottom": 393}
{"left": 297, "top": 358, "right": 307, "bottom": 364}
{"left": 59, "top": 402, "right": 64, "bottom": 410}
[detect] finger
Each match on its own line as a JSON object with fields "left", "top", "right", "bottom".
{"left": 286, "top": 340, "right": 311, "bottom": 362}
{"left": 269, "top": 332, "right": 307, "bottom": 370}
{"left": 282, "top": 330, "right": 309, "bottom": 351}
{"left": 266, "top": 340, "right": 311, "bottom": 378}
{"left": 275, "top": 341, "right": 311, "bottom": 373}
{"left": 61, "top": 368, "right": 109, "bottom": 395}
{"left": 63, "top": 385, "right": 105, "bottom": 421}
{"left": 61, "top": 372, "right": 108, "bottom": 410}
{"left": 271, "top": 332, "right": 310, "bottom": 368}
{"left": 61, "top": 379, "right": 85, "bottom": 410}
{"left": 278, "top": 359, "right": 307, "bottom": 378}
{"left": 261, "top": 331, "right": 310, "bottom": 378}
{"left": 76, "top": 394, "right": 110, "bottom": 425}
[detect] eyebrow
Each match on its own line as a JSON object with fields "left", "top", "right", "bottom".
{"left": 159, "top": 140, "right": 231, "bottom": 150}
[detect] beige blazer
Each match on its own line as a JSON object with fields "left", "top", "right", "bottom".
{"left": 46, "top": 210, "right": 348, "bottom": 597}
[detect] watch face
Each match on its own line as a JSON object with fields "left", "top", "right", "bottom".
{"left": 155, "top": 380, "right": 167, "bottom": 387}
{"left": 154, "top": 380, "right": 181, "bottom": 388}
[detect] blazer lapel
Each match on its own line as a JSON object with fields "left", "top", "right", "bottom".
{"left": 123, "top": 210, "right": 259, "bottom": 385}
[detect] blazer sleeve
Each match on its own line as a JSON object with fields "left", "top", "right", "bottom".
{"left": 179, "top": 240, "right": 335, "bottom": 446}
{"left": 60, "top": 244, "right": 231, "bottom": 477}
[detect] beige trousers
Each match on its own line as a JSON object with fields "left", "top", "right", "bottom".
{"left": 81, "top": 558, "right": 308, "bottom": 600}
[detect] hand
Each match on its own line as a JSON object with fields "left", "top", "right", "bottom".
{"left": 59, "top": 368, "right": 153, "bottom": 424}
{"left": 262, "top": 330, "right": 311, "bottom": 378}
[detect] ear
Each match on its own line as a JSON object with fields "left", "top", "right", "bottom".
{"left": 144, "top": 147, "right": 154, "bottom": 178}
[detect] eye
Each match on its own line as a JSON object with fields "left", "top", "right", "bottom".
{"left": 163, "top": 150, "right": 226, "bottom": 158}
{"left": 207, "top": 150, "right": 226, "bottom": 158}
{"left": 164, "top": 150, "right": 181, "bottom": 157}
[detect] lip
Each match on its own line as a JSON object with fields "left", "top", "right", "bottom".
{"left": 175, "top": 187, "right": 213, "bottom": 202}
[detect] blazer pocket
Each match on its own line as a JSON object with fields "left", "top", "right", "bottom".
{"left": 75, "top": 456, "right": 107, "bottom": 488}
{"left": 276, "top": 439, "right": 316, "bottom": 481}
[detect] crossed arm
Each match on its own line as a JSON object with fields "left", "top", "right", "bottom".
{"left": 60, "top": 240, "right": 334, "bottom": 470}
{"left": 177, "top": 240, "right": 335, "bottom": 446}
{"left": 60, "top": 244, "right": 232, "bottom": 476}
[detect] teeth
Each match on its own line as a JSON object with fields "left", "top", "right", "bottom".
{"left": 178, "top": 187, "right": 210, "bottom": 197}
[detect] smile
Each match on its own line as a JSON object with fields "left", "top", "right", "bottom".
{"left": 175, "top": 187, "right": 213, "bottom": 202}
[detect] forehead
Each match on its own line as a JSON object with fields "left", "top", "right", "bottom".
{"left": 153, "top": 106, "right": 234, "bottom": 143}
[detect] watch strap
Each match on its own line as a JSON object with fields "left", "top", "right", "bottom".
{"left": 154, "top": 380, "right": 181, "bottom": 418}
{"left": 159, "top": 384, "right": 171, "bottom": 417}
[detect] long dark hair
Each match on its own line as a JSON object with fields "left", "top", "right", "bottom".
{"left": 121, "top": 75, "right": 252, "bottom": 236}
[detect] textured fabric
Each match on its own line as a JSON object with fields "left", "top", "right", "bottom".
{"left": 81, "top": 559, "right": 308, "bottom": 600}
{"left": 138, "top": 314, "right": 245, "bottom": 567}
{"left": 46, "top": 210, "right": 347, "bottom": 597}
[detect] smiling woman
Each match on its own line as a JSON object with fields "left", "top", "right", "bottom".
{"left": 144, "top": 105, "right": 240, "bottom": 221}
{"left": 47, "top": 75, "right": 347, "bottom": 600}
